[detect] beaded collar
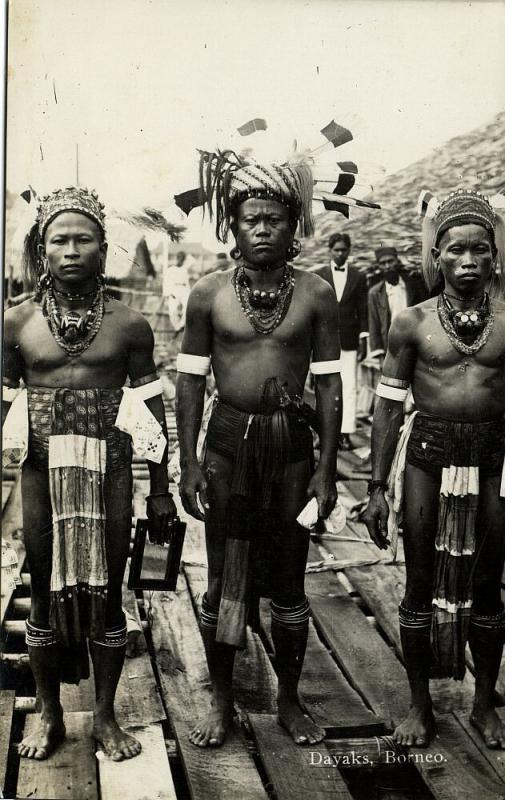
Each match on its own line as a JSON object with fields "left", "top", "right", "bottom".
{"left": 232, "top": 263, "right": 295, "bottom": 335}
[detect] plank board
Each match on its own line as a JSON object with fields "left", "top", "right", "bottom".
{"left": 453, "top": 708, "right": 505, "bottom": 785}
{"left": 298, "top": 622, "right": 383, "bottom": 735}
{"left": 98, "top": 722, "right": 177, "bottom": 800}
{"left": 60, "top": 650, "right": 164, "bottom": 724}
{"left": 149, "top": 573, "right": 267, "bottom": 800}
{"left": 306, "top": 565, "right": 410, "bottom": 729}
{"left": 409, "top": 712, "right": 505, "bottom": 800}
{"left": 17, "top": 711, "right": 97, "bottom": 800}
{"left": 260, "top": 598, "right": 383, "bottom": 736}
{"left": 60, "top": 677, "right": 96, "bottom": 713}
{"left": 185, "top": 563, "right": 278, "bottom": 715}
{"left": 250, "top": 713, "right": 353, "bottom": 800}
{"left": 344, "top": 564, "right": 476, "bottom": 714}
{"left": 114, "top": 650, "right": 166, "bottom": 726}
{"left": 0, "top": 690, "right": 15, "bottom": 796}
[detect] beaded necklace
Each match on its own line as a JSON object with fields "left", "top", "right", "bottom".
{"left": 437, "top": 292, "right": 494, "bottom": 355}
{"left": 232, "top": 263, "right": 295, "bottom": 335}
{"left": 42, "top": 284, "right": 105, "bottom": 356}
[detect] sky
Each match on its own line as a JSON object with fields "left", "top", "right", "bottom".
{"left": 5, "top": 0, "right": 505, "bottom": 247}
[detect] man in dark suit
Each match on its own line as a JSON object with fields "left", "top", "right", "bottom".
{"left": 313, "top": 233, "right": 368, "bottom": 450}
{"left": 368, "top": 246, "right": 428, "bottom": 361}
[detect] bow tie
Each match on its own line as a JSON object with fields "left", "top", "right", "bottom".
{"left": 333, "top": 266, "right": 346, "bottom": 272}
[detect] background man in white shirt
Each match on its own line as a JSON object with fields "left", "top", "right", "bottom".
{"left": 313, "top": 233, "right": 368, "bottom": 450}
{"left": 368, "top": 246, "right": 428, "bottom": 362}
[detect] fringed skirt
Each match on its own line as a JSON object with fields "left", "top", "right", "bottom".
{"left": 406, "top": 412, "right": 505, "bottom": 679}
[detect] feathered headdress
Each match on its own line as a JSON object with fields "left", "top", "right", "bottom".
{"left": 174, "top": 118, "right": 381, "bottom": 244}
{"left": 417, "top": 187, "right": 505, "bottom": 292}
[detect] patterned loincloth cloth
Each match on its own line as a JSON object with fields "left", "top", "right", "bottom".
{"left": 405, "top": 412, "right": 505, "bottom": 679}
{"left": 26, "top": 387, "right": 132, "bottom": 682}
{"left": 205, "top": 383, "right": 314, "bottom": 649}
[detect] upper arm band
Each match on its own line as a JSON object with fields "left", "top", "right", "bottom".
{"left": 132, "top": 378, "right": 163, "bottom": 400}
{"left": 3, "top": 386, "right": 19, "bottom": 403}
{"left": 376, "top": 383, "right": 409, "bottom": 402}
{"left": 310, "top": 360, "right": 341, "bottom": 375}
{"left": 177, "top": 353, "right": 211, "bottom": 376}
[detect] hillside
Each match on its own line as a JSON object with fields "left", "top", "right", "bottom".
{"left": 299, "top": 111, "right": 505, "bottom": 274}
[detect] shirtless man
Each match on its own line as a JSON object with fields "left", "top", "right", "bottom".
{"left": 2, "top": 187, "right": 176, "bottom": 760}
{"left": 364, "top": 189, "right": 505, "bottom": 748}
{"left": 176, "top": 154, "right": 342, "bottom": 746}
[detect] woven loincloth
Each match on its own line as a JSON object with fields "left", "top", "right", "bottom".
{"left": 25, "top": 387, "right": 132, "bottom": 682}
{"left": 405, "top": 412, "right": 505, "bottom": 679}
{"left": 27, "top": 386, "right": 132, "bottom": 472}
{"left": 206, "top": 393, "right": 313, "bottom": 649}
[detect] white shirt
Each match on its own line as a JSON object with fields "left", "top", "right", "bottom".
{"left": 162, "top": 264, "right": 190, "bottom": 297}
{"left": 330, "top": 259, "right": 368, "bottom": 342}
{"left": 385, "top": 277, "right": 408, "bottom": 321}
{"left": 330, "top": 260, "right": 348, "bottom": 301}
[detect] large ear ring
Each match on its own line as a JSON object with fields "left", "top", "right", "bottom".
{"left": 286, "top": 239, "right": 302, "bottom": 261}
{"left": 230, "top": 246, "right": 242, "bottom": 260}
{"left": 37, "top": 270, "right": 53, "bottom": 292}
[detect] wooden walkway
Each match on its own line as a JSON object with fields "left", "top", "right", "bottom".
{"left": 3, "top": 427, "right": 505, "bottom": 799}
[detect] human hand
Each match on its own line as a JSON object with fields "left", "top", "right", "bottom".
{"left": 179, "top": 463, "right": 209, "bottom": 522}
{"left": 146, "top": 492, "right": 178, "bottom": 544}
{"left": 306, "top": 467, "right": 337, "bottom": 520}
{"left": 362, "top": 490, "right": 390, "bottom": 550}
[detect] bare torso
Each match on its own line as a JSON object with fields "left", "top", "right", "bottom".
{"left": 402, "top": 297, "right": 505, "bottom": 421}
{"left": 202, "top": 268, "right": 333, "bottom": 411}
{"left": 4, "top": 297, "right": 153, "bottom": 390}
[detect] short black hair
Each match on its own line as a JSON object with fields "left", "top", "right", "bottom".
{"left": 328, "top": 232, "right": 351, "bottom": 250}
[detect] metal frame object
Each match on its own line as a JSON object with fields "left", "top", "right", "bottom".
{"left": 128, "top": 517, "right": 186, "bottom": 591}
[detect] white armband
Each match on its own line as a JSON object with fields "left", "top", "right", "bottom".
{"left": 131, "top": 378, "right": 163, "bottom": 401}
{"left": 310, "top": 359, "right": 341, "bottom": 375}
{"left": 176, "top": 353, "right": 211, "bottom": 376}
{"left": 376, "top": 383, "right": 409, "bottom": 402}
{"left": 115, "top": 382, "right": 167, "bottom": 463}
{"left": 2, "top": 386, "right": 20, "bottom": 403}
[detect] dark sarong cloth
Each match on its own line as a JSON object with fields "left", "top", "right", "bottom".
{"left": 206, "top": 380, "right": 313, "bottom": 648}
{"left": 406, "top": 412, "right": 505, "bottom": 680}
{"left": 26, "top": 387, "right": 132, "bottom": 683}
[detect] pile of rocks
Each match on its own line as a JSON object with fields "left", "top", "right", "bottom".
{"left": 299, "top": 111, "right": 505, "bottom": 275}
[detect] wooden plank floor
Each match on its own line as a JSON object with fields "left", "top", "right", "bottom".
{"left": 3, "top": 434, "right": 505, "bottom": 799}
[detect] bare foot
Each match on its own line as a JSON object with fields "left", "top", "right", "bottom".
{"left": 470, "top": 708, "right": 505, "bottom": 749}
{"left": 393, "top": 705, "right": 436, "bottom": 747}
{"left": 277, "top": 695, "right": 326, "bottom": 745}
{"left": 93, "top": 713, "right": 142, "bottom": 761}
{"left": 18, "top": 712, "right": 66, "bottom": 760}
{"left": 189, "top": 695, "right": 234, "bottom": 747}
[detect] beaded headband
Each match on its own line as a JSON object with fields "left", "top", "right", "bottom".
{"left": 36, "top": 187, "right": 106, "bottom": 237}
{"left": 417, "top": 187, "right": 505, "bottom": 291}
{"left": 434, "top": 189, "right": 496, "bottom": 244}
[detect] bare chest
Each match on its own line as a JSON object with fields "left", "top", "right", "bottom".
{"left": 19, "top": 307, "right": 128, "bottom": 375}
{"left": 416, "top": 310, "right": 505, "bottom": 369}
{"left": 212, "top": 283, "right": 311, "bottom": 347}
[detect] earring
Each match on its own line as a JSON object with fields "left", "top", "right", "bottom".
{"left": 230, "top": 246, "right": 242, "bottom": 260}
{"left": 97, "top": 272, "right": 106, "bottom": 288}
{"left": 287, "top": 239, "right": 301, "bottom": 261}
{"left": 37, "top": 258, "right": 52, "bottom": 292}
